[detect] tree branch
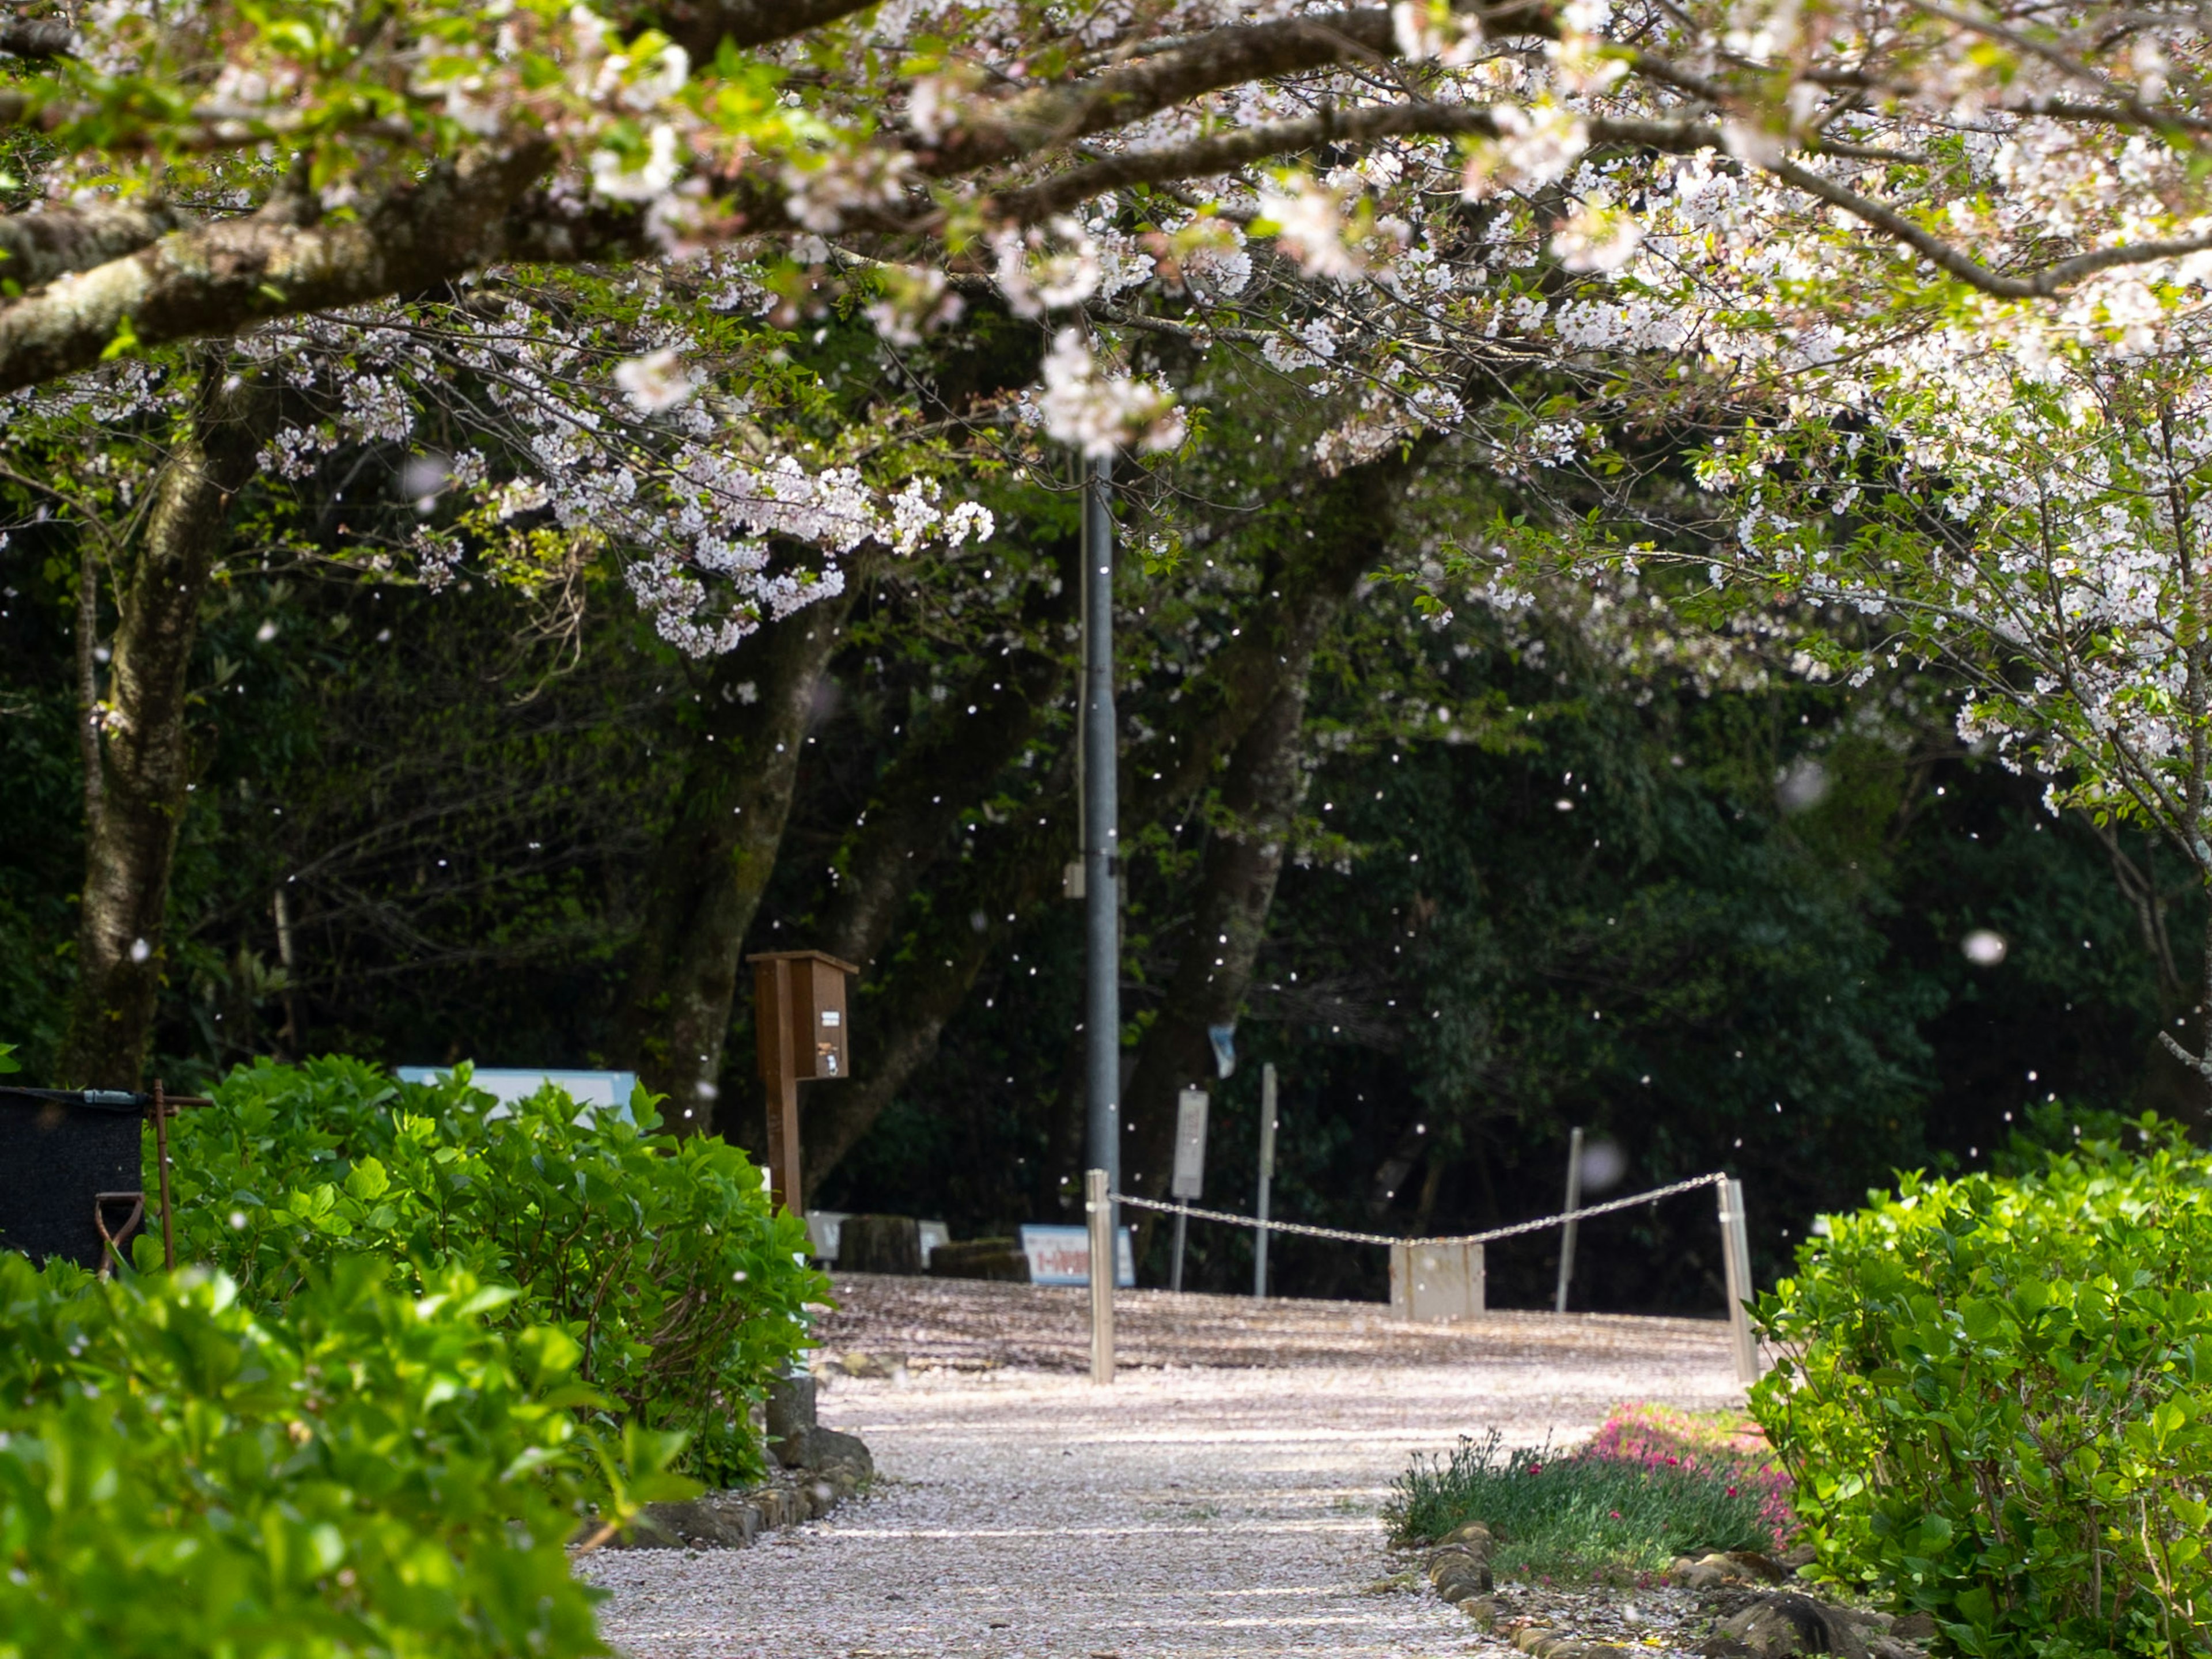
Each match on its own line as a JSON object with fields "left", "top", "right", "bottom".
{"left": 930, "top": 8, "right": 1404, "bottom": 173}
{"left": 0, "top": 17, "right": 74, "bottom": 58}
{"left": 991, "top": 104, "right": 1728, "bottom": 221}
{"left": 2160, "top": 1029, "right": 2212, "bottom": 1082}
{"left": 0, "top": 200, "right": 184, "bottom": 291}
{"left": 1767, "top": 153, "right": 2212, "bottom": 298}
{"left": 636, "top": 0, "right": 878, "bottom": 60}
{"left": 0, "top": 142, "right": 601, "bottom": 396}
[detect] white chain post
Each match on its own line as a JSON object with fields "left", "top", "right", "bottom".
{"left": 1717, "top": 1177, "right": 1759, "bottom": 1385}
{"left": 1554, "top": 1126, "right": 1585, "bottom": 1315}
{"left": 1086, "top": 1167, "right": 1114, "bottom": 1385}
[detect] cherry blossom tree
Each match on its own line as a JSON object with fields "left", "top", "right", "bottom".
{"left": 1630, "top": 338, "right": 2212, "bottom": 1091}
{"left": 14, "top": 275, "right": 998, "bottom": 1086}
{"left": 20, "top": 0, "right": 2212, "bottom": 1096}
{"left": 3, "top": 0, "right": 2212, "bottom": 409}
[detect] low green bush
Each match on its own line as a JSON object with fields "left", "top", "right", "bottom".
{"left": 1754, "top": 1118, "right": 2212, "bottom": 1659}
{"left": 157, "top": 1057, "right": 824, "bottom": 1484}
{"left": 0, "top": 1251, "right": 691, "bottom": 1659}
{"left": 1389, "top": 1413, "right": 1790, "bottom": 1581}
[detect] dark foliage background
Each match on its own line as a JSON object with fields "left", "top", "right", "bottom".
{"left": 3, "top": 412, "right": 2196, "bottom": 1313}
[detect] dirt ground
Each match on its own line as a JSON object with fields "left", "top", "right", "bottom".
{"left": 810, "top": 1271, "right": 1740, "bottom": 1372}
{"left": 582, "top": 1276, "right": 1746, "bottom": 1659}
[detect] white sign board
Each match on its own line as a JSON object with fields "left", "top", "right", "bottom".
{"left": 396, "top": 1067, "right": 637, "bottom": 1124}
{"left": 1172, "top": 1088, "right": 1209, "bottom": 1199}
{"left": 1020, "top": 1224, "right": 1137, "bottom": 1287}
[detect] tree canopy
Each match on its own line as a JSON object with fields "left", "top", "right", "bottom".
{"left": 3, "top": 0, "right": 2211, "bottom": 396}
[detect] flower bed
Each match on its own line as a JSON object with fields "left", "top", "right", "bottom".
{"left": 1391, "top": 1404, "right": 1795, "bottom": 1583}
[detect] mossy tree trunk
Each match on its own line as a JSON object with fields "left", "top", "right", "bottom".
{"left": 56, "top": 358, "right": 270, "bottom": 1088}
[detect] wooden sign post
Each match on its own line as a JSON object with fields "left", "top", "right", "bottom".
{"left": 748, "top": 949, "right": 858, "bottom": 1214}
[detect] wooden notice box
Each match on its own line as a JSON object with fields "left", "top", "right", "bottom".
{"left": 749, "top": 949, "right": 858, "bottom": 1213}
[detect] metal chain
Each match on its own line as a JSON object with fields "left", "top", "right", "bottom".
{"left": 1109, "top": 1194, "right": 1421, "bottom": 1248}
{"left": 1109, "top": 1171, "right": 1726, "bottom": 1252}
{"left": 1415, "top": 1172, "right": 1728, "bottom": 1247}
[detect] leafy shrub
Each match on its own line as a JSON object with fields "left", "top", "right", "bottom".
{"left": 1389, "top": 1413, "right": 1790, "bottom": 1580}
{"left": 157, "top": 1057, "right": 824, "bottom": 1484}
{"left": 1753, "top": 1119, "right": 2212, "bottom": 1659}
{"left": 0, "top": 1251, "right": 691, "bottom": 1658}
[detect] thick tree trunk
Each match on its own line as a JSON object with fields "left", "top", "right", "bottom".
{"left": 619, "top": 593, "right": 855, "bottom": 1132}
{"left": 56, "top": 361, "right": 269, "bottom": 1088}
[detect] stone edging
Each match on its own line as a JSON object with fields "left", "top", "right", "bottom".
{"left": 599, "top": 1394, "right": 876, "bottom": 1552}
{"left": 1419, "top": 1528, "right": 1931, "bottom": 1659}
{"left": 609, "top": 1454, "right": 870, "bottom": 1550}
{"left": 1423, "top": 1522, "right": 1504, "bottom": 1633}
{"left": 1422, "top": 1525, "right": 1633, "bottom": 1656}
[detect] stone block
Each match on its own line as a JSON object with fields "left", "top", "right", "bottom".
{"left": 1714, "top": 1592, "right": 1878, "bottom": 1659}
{"left": 623, "top": 1496, "right": 763, "bottom": 1550}
{"left": 839, "top": 1215, "right": 925, "bottom": 1274}
{"left": 767, "top": 1371, "right": 817, "bottom": 1468}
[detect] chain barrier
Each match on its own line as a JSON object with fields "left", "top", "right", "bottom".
{"left": 1109, "top": 1171, "right": 1727, "bottom": 1252}
{"left": 1107, "top": 1194, "right": 1419, "bottom": 1249}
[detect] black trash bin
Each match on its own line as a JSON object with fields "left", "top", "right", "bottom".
{"left": 0, "top": 1088, "right": 147, "bottom": 1270}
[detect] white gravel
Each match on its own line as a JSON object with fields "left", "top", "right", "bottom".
{"left": 584, "top": 1288, "right": 1743, "bottom": 1658}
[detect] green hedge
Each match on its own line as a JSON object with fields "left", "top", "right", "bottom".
{"left": 0, "top": 1252, "right": 691, "bottom": 1659}
{"left": 1753, "top": 1119, "right": 2212, "bottom": 1659}
{"left": 156, "top": 1058, "right": 825, "bottom": 1485}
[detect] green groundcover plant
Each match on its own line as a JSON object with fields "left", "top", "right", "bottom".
{"left": 1389, "top": 1407, "right": 1790, "bottom": 1581}
{"left": 156, "top": 1057, "right": 826, "bottom": 1485}
{"left": 1753, "top": 1118, "right": 2212, "bottom": 1659}
{"left": 0, "top": 1251, "right": 693, "bottom": 1659}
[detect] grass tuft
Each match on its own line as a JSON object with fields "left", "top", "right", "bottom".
{"left": 1387, "top": 1404, "right": 1795, "bottom": 1584}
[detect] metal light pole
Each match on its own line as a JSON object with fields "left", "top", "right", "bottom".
{"left": 1082, "top": 456, "right": 1120, "bottom": 1206}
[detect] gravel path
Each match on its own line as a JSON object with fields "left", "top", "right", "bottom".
{"left": 584, "top": 1282, "right": 1744, "bottom": 1658}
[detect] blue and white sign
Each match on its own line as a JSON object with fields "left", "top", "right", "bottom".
{"left": 1020, "top": 1224, "right": 1136, "bottom": 1287}
{"left": 396, "top": 1067, "right": 638, "bottom": 1124}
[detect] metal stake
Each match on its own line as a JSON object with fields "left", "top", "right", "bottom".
{"left": 1169, "top": 1201, "right": 1188, "bottom": 1292}
{"left": 1086, "top": 1167, "right": 1114, "bottom": 1384}
{"left": 153, "top": 1077, "right": 175, "bottom": 1271}
{"left": 1554, "top": 1125, "right": 1584, "bottom": 1314}
{"left": 1717, "top": 1177, "right": 1759, "bottom": 1384}
{"left": 1253, "top": 1063, "right": 1277, "bottom": 1300}
{"left": 1082, "top": 457, "right": 1121, "bottom": 1219}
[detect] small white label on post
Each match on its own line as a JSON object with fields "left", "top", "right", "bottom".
{"left": 821, "top": 1010, "right": 840, "bottom": 1027}
{"left": 1172, "top": 1088, "right": 1209, "bottom": 1199}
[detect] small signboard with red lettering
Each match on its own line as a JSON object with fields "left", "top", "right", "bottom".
{"left": 1020, "top": 1224, "right": 1136, "bottom": 1287}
